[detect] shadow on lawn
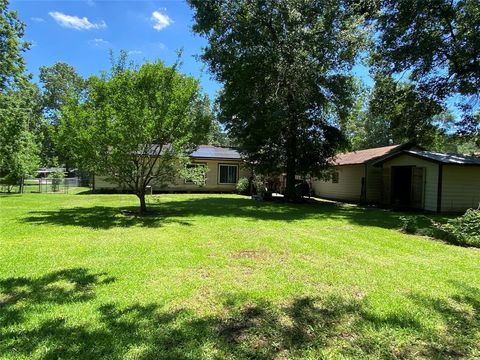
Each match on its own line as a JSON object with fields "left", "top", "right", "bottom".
{"left": 22, "top": 196, "right": 405, "bottom": 230}
{"left": 1, "top": 268, "right": 479, "bottom": 359}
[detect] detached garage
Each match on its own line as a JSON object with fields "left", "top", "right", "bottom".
{"left": 372, "top": 150, "right": 480, "bottom": 213}
{"left": 312, "top": 145, "right": 480, "bottom": 213}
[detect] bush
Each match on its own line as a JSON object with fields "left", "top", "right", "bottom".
{"left": 399, "top": 216, "right": 418, "bottom": 234}
{"left": 0, "top": 174, "right": 18, "bottom": 193}
{"left": 253, "top": 175, "right": 266, "bottom": 198}
{"left": 236, "top": 177, "right": 250, "bottom": 195}
{"left": 437, "top": 209, "right": 480, "bottom": 247}
{"left": 49, "top": 170, "right": 65, "bottom": 192}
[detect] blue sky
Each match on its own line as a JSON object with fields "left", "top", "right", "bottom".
{"left": 11, "top": 0, "right": 223, "bottom": 99}
{"left": 12, "top": 0, "right": 373, "bottom": 101}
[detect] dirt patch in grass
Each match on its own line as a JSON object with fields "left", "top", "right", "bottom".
{"left": 230, "top": 250, "right": 266, "bottom": 260}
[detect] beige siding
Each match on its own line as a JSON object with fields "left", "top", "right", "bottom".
{"left": 382, "top": 154, "right": 439, "bottom": 211}
{"left": 312, "top": 164, "right": 365, "bottom": 202}
{"left": 366, "top": 165, "right": 382, "bottom": 203}
{"left": 165, "top": 159, "right": 249, "bottom": 192}
{"left": 441, "top": 165, "right": 480, "bottom": 212}
{"left": 94, "top": 176, "right": 119, "bottom": 190}
{"left": 95, "top": 159, "right": 249, "bottom": 192}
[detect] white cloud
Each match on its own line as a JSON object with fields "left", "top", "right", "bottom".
{"left": 151, "top": 10, "right": 172, "bottom": 31}
{"left": 89, "top": 38, "right": 110, "bottom": 47}
{"left": 128, "top": 50, "right": 143, "bottom": 55}
{"left": 31, "top": 17, "right": 45, "bottom": 23}
{"left": 49, "top": 11, "right": 106, "bottom": 30}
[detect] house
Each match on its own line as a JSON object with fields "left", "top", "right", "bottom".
{"left": 93, "top": 145, "right": 250, "bottom": 193}
{"left": 312, "top": 144, "right": 480, "bottom": 213}
{"left": 312, "top": 144, "right": 418, "bottom": 204}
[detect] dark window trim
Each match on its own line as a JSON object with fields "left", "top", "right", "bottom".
{"left": 217, "top": 163, "right": 239, "bottom": 184}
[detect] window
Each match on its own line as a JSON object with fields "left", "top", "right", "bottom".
{"left": 184, "top": 163, "right": 207, "bottom": 184}
{"left": 332, "top": 172, "right": 339, "bottom": 183}
{"left": 218, "top": 164, "right": 238, "bottom": 184}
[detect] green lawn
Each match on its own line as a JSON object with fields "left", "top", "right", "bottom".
{"left": 1, "top": 192, "right": 479, "bottom": 359}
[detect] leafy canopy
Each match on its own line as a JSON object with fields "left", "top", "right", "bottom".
{"left": 370, "top": 0, "right": 480, "bottom": 143}
{"left": 0, "top": 0, "right": 39, "bottom": 187}
{"left": 59, "top": 53, "right": 212, "bottom": 212}
{"left": 189, "top": 0, "right": 368, "bottom": 199}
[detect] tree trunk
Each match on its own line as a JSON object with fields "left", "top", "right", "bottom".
{"left": 18, "top": 177, "right": 24, "bottom": 194}
{"left": 284, "top": 134, "right": 297, "bottom": 201}
{"left": 138, "top": 192, "right": 147, "bottom": 214}
{"left": 284, "top": 93, "right": 298, "bottom": 202}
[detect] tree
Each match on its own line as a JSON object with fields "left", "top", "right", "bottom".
{"left": 0, "top": 87, "right": 40, "bottom": 191}
{"left": 59, "top": 55, "right": 212, "bottom": 213}
{"left": 370, "top": 0, "right": 480, "bottom": 143}
{"left": 206, "top": 119, "right": 234, "bottom": 147}
{"left": 0, "top": 0, "right": 39, "bottom": 190}
{"left": 341, "top": 74, "right": 454, "bottom": 150}
{"left": 189, "top": 0, "right": 367, "bottom": 200}
{"left": 39, "top": 62, "right": 86, "bottom": 166}
{"left": 364, "top": 74, "right": 445, "bottom": 147}
{"left": 0, "top": 0, "right": 29, "bottom": 91}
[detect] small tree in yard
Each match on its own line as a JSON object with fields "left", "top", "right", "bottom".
{"left": 59, "top": 54, "right": 212, "bottom": 213}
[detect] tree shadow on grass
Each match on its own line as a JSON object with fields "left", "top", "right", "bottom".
{"left": 1, "top": 268, "right": 479, "bottom": 359}
{"left": 0, "top": 268, "right": 115, "bottom": 327}
{"left": 21, "top": 196, "right": 405, "bottom": 231}
{"left": 22, "top": 205, "right": 193, "bottom": 229}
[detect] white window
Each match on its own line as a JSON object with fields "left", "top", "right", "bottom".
{"left": 218, "top": 164, "right": 238, "bottom": 184}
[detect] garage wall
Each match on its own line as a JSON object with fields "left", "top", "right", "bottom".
{"left": 441, "top": 165, "right": 480, "bottom": 212}
{"left": 94, "top": 159, "right": 249, "bottom": 192}
{"left": 381, "top": 154, "right": 439, "bottom": 211}
{"left": 312, "top": 164, "right": 364, "bottom": 202}
{"left": 366, "top": 165, "right": 382, "bottom": 203}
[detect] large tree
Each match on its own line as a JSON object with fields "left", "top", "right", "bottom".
{"left": 38, "top": 62, "right": 86, "bottom": 166}
{"left": 0, "top": 0, "right": 39, "bottom": 190}
{"left": 363, "top": 74, "right": 446, "bottom": 147}
{"left": 59, "top": 55, "right": 212, "bottom": 213}
{"left": 189, "top": 0, "right": 367, "bottom": 200}
{"left": 370, "top": 0, "right": 480, "bottom": 143}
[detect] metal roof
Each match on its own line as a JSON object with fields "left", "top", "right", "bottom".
{"left": 190, "top": 145, "right": 241, "bottom": 160}
{"left": 404, "top": 150, "right": 480, "bottom": 165}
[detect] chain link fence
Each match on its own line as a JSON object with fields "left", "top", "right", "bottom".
{"left": 1, "top": 178, "right": 92, "bottom": 194}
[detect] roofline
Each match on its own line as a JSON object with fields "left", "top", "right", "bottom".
{"left": 190, "top": 156, "right": 242, "bottom": 161}
{"left": 371, "top": 150, "right": 480, "bottom": 167}
{"left": 334, "top": 142, "right": 423, "bottom": 166}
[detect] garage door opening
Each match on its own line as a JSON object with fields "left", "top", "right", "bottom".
{"left": 391, "top": 166, "right": 425, "bottom": 209}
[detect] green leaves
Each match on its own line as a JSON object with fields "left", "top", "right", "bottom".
{"left": 189, "top": 0, "right": 366, "bottom": 197}
{"left": 58, "top": 55, "right": 213, "bottom": 211}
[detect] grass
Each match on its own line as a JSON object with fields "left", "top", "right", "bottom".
{"left": 1, "top": 191, "right": 479, "bottom": 359}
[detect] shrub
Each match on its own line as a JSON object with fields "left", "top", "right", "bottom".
{"left": 437, "top": 209, "right": 480, "bottom": 247}
{"left": 399, "top": 216, "right": 418, "bottom": 234}
{"left": 49, "top": 170, "right": 65, "bottom": 192}
{"left": 236, "top": 177, "right": 250, "bottom": 194}
{"left": 0, "top": 174, "right": 18, "bottom": 193}
{"left": 253, "top": 175, "right": 266, "bottom": 198}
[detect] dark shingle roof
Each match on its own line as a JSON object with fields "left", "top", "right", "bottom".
{"left": 190, "top": 145, "right": 241, "bottom": 160}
